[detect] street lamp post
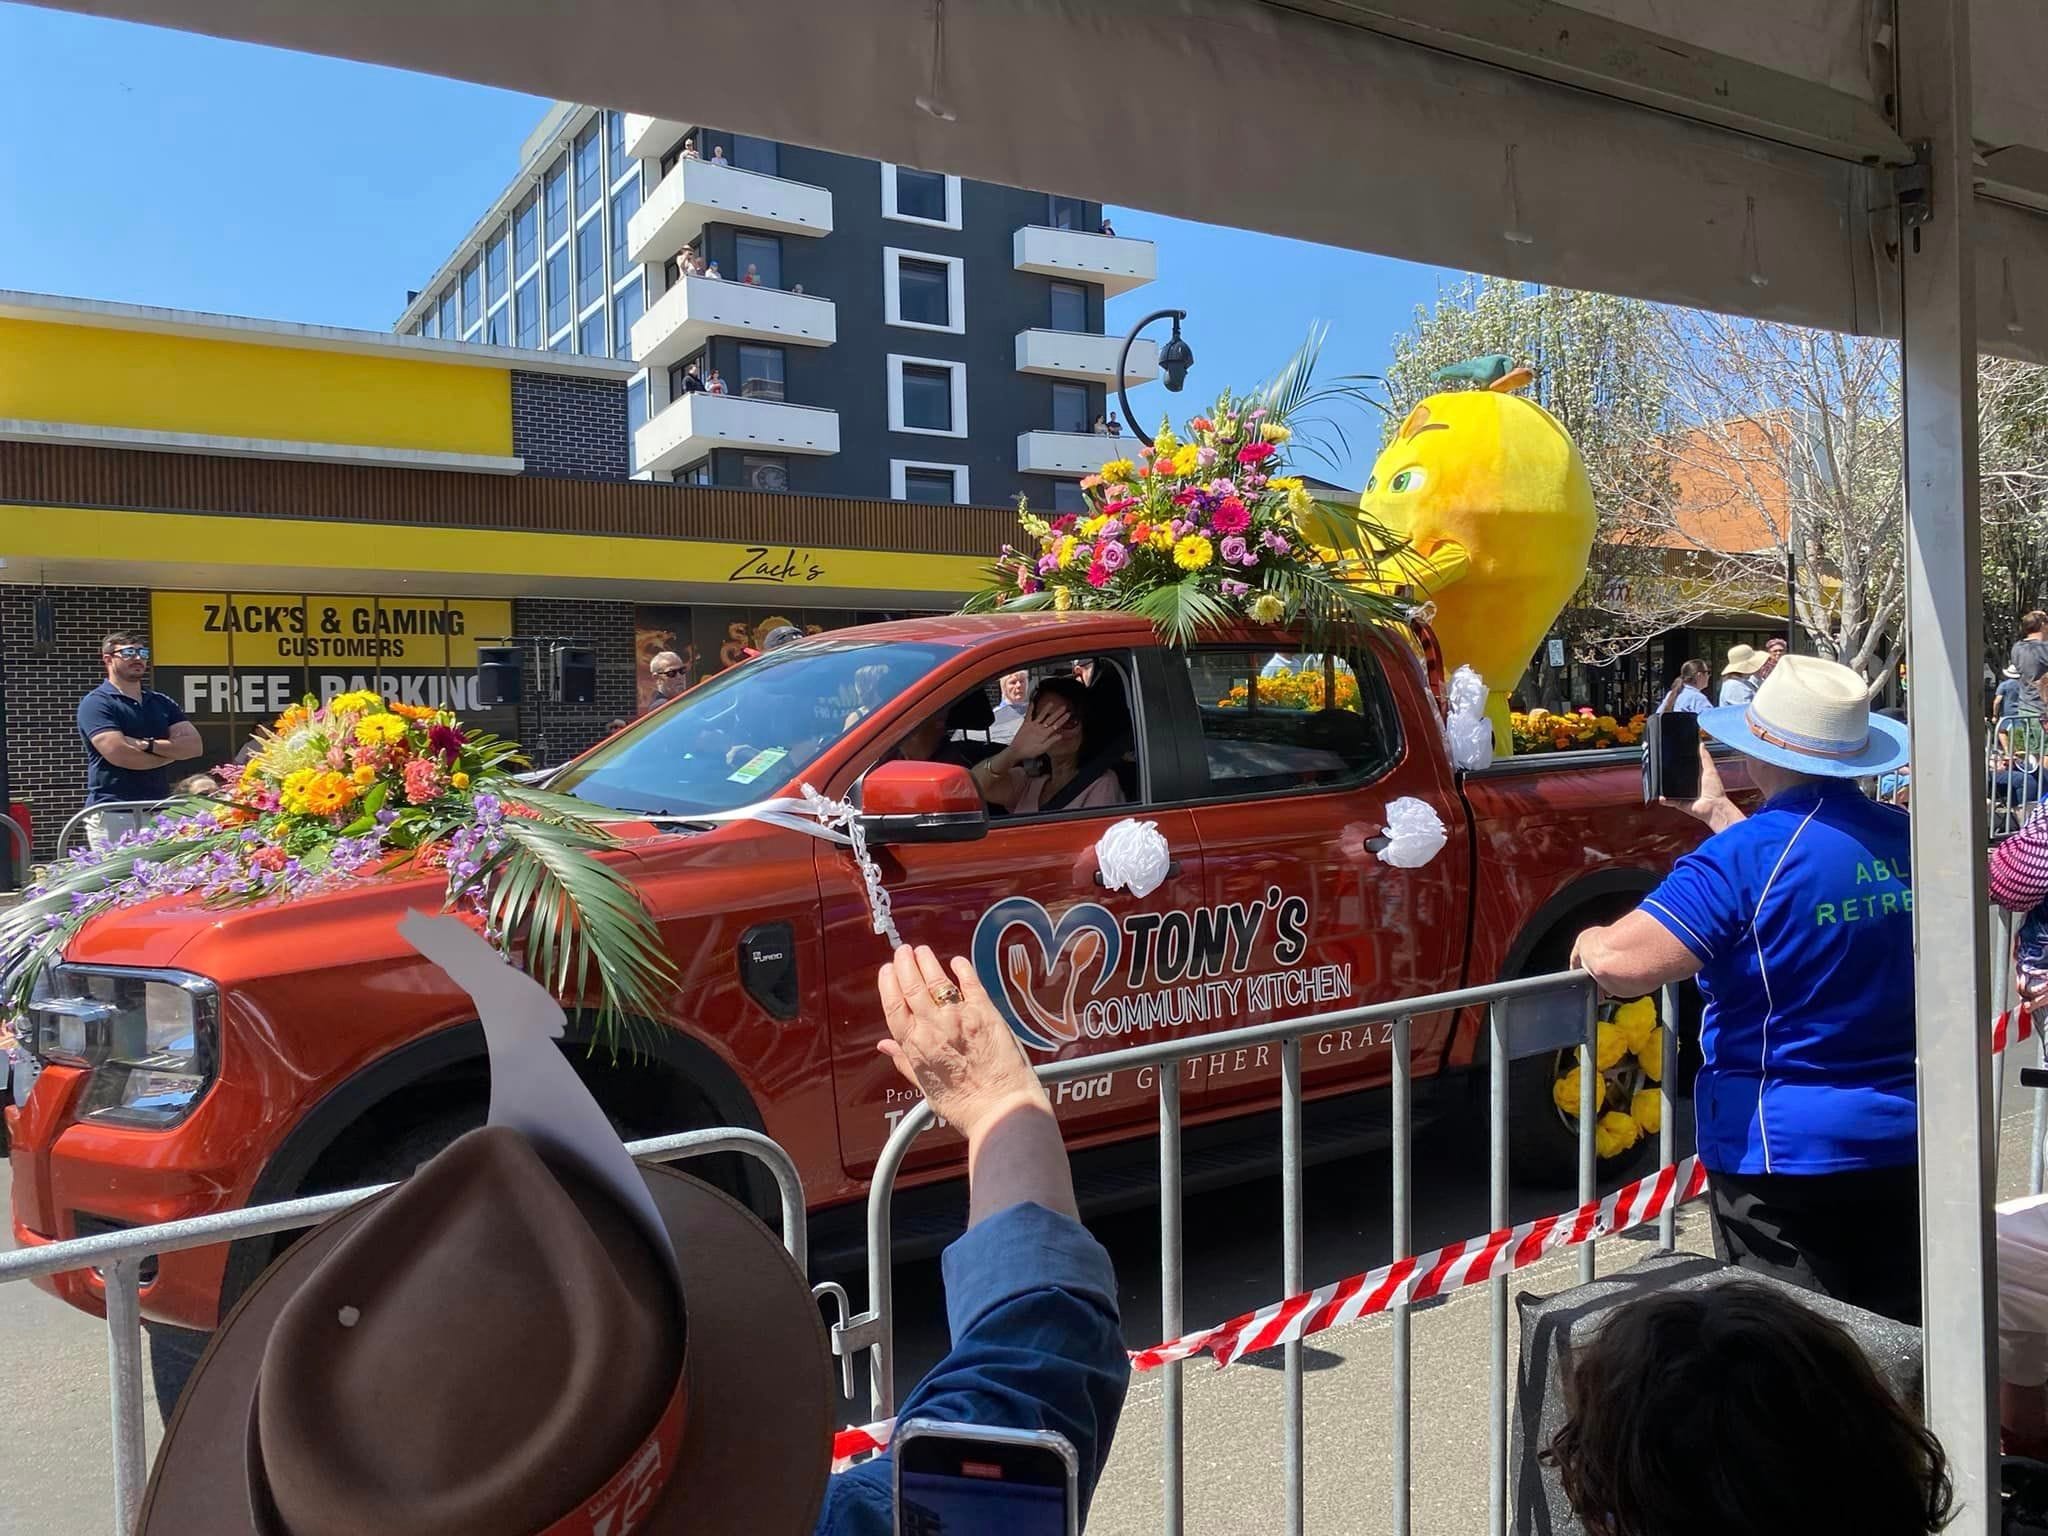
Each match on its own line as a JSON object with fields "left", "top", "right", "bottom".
{"left": 1116, "top": 309, "right": 1194, "bottom": 448}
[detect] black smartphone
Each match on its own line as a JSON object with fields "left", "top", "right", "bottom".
{"left": 892, "top": 1420, "right": 1079, "bottom": 1536}
{"left": 1643, "top": 710, "right": 1702, "bottom": 804}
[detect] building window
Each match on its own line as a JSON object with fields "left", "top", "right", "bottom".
{"left": 1049, "top": 194, "right": 1089, "bottom": 231}
{"left": 549, "top": 330, "right": 573, "bottom": 353}
{"left": 610, "top": 179, "right": 640, "bottom": 275}
{"left": 678, "top": 459, "right": 714, "bottom": 487}
{"left": 422, "top": 306, "right": 438, "bottom": 339}
{"left": 578, "top": 218, "right": 605, "bottom": 308}
{"left": 742, "top": 453, "right": 790, "bottom": 492}
{"left": 575, "top": 122, "right": 604, "bottom": 212}
{"left": 580, "top": 306, "right": 608, "bottom": 357}
{"left": 627, "top": 375, "right": 648, "bottom": 472}
{"left": 547, "top": 249, "right": 570, "bottom": 334}
{"left": 737, "top": 343, "right": 786, "bottom": 401}
{"left": 884, "top": 249, "right": 965, "bottom": 334}
{"left": 461, "top": 259, "right": 481, "bottom": 322}
{"left": 613, "top": 276, "right": 645, "bottom": 354}
{"left": 439, "top": 286, "right": 459, "bottom": 340}
{"left": 486, "top": 234, "right": 507, "bottom": 303}
{"left": 1051, "top": 480, "right": 1088, "bottom": 514}
{"left": 669, "top": 355, "right": 706, "bottom": 398}
{"left": 1049, "top": 281, "right": 1088, "bottom": 332}
{"left": 606, "top": 111, "right": 627, "bottom": 180}
{"left": 1051, "top": 382, "right": 1090, "bottom": 434}
{"left": 515, "top": 194, "right": 539, "bottom": 274}
{"left": 883, "top": 164, "right": 960, "bottom": 229}
{"left": 730, "top": 134, "right": 779, "bottom": 175}
{"left": 516, "top": 276, "right": 539, "bottom": 349}
{"left": 545, "top": 159, "right": 570, "bottom": 245}
{"left": 892, "top": 460, "right": 967, "bottom": 504}
{"left": 730, "top": 232, "right": 783, "bottom": 290}
{"left": 889, "top": 355, "right": 967, "bottom": 437}
{"left": 486, "top": 308, "right": 509, "bottom": 347}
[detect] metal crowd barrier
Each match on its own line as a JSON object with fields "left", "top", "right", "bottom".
{"left": 0, "top": 1128, "right": 808, "bottom": 1536}
{"left": 53, "top": 799, "right": 174, "bottom": 858}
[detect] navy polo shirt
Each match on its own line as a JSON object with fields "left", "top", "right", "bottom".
{"left": 1640, "top": 779, "right": 1916, "bottom": 1176}
{"left": 77, "top": 681, "right": 187, "bottom": 805}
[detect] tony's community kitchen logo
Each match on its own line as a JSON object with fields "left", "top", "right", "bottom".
{"left": 971, "top": 887, "right": 1352, "bottom": 1053}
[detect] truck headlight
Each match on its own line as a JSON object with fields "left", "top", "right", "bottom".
{"left": 27, "top": 968, "right": 219, "bottom": 1128}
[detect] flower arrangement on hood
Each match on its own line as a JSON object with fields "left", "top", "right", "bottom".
{"left": 971, "top": 392, "right": 1410, "bottom": 647}
{"left": 0, "top": 694, "right": 672, "bottom": 1052}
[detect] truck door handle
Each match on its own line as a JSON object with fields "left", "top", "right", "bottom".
{"left": 1363, "top": 834, "right": 1391, "bottom": 854}
{"left": 1094, "top": 859, "right": 1183, "bottom": 888}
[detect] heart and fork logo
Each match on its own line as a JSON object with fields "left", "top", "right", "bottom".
{"left": 970, "top": 896, "right": 1124, "bottom": 1053}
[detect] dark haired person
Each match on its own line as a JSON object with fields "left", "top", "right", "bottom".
{"left": 970, "top": 675, "right": 1125, "bottom": 814}
{"left": 76, "top": 629, "right": 203, "bottom": 847}
{"left": 1547, "top": 1283, "right": 1953, "bottom": 1536}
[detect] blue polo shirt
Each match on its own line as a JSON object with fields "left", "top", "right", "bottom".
{"left": 1640, "top": 780, "right": 1916, "bottom": 1176}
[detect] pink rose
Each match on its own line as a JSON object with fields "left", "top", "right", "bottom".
{"left": 1099, "top": 541, "right": 1129, "bottom": 572}
{"left": 1221, "top": 579, "right": 1251, "bottom": 597}
{"left": 1220, "top": 535, "right": 1250, "bottom": 565}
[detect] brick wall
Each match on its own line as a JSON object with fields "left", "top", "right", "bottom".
{"left": 510, "top": 372, "right": 629, "bottom": 480}
{"left": 2, "top": 586, "right": 152, "bottom": 860}
{"left": 509, "top": 597, "right": 639, "bottom": 766}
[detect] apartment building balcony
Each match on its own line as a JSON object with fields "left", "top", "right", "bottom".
{"left": 621, "top": 113, "right": 691, "bottom": 162}
{"left": 1014, "top": 328, "right": 1158, "bottom": 386}
{"left": 1017, "top": 430, "right": 1117, "bottom": 478}
{"left": 1012, "top": 226, "right": 1156, "bottom": 297}
{"left": 636, "top": 392, "right": 840, "bottom": 478}
{"left": 627, "top": 160, "right": 833, "bottom": 267}
{"left": 632, "top": 276, "right": 836, "bottom": 373}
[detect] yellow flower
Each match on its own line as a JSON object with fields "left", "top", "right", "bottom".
{"left": 451, "top": 771, "right": 471, "bottom": 790}
{"left": 1172, "top": 534, "right": 1214, "bottom": 571}
{"left": 1552, "top": 1065, "right": 1584, "bottom": 1118}
{"left": 1053, "top": 587, "right": 1074, "bottom": 612}
{"left": 1613, "top": 997, "right": 1659, "bottom": 1056}
{"left": 1260, "top": 422, "right": 1293, "bottom": 443}
{"left": 1169, "top": 444, "right": 1202, "bottom": 476}
{"left": 1637, "top": 1028, "right": 1664, "bottom": 1083}
{"left": 1594, "top": 1020, "right": 1629, "bottom": 1070}
{"left": 1286, "top": 487, "right": 1313, "bottom": 518}
{"left": 1248, "top": 592, "right": 1287, "bottom": 624}
{"left": 1056, "top": 535, "right": 1078, "bottom": 570}
{"left": 280, "top": 767, "right": 320, "bottom": 814}
{"left": 1594, "top": 1111, "right": 1642, "bottom": 1159}
{"left": 1148, "top": 526, "right": 1176, "bottom": 552}
{"left": 1152, "top": 429, "right": 1179, "bottom": 458}
{"left": 1099, "top": 458, "right": 1135, "bottom": 483}
{"left": 1630, "top": 1088, "right": 1662, "bottom": 1137}
{"left": 351, "top": 764, "right": 377, "bottom": 786}
{"left": 1080, "top": 515, "right": 1108, "bottom": 537}
{"left": 328, "top": 689, "right": 384, "bottom": 717}
{"left": 1268, "top": 476, "right": 1305, "bottom": 493}
{"left": 353, "top": 713, "right": 408, "bottom": 745}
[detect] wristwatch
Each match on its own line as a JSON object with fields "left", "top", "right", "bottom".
{"left": 139, "top": 737, "right": 158, "bottom": 756}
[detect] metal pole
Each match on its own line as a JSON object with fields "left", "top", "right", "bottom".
{"left": 1159, "top": 1067, "right": 1185, "bottom": 1536}
{"left": 1115, "top": 308, "right": 1185, "bottom": 448}
{"left": 1897, "top": 0, "right": 1997, "bottom": 1512}
{"left": 1658, "top": 984, "right": 1678, "bottom": 1251}
{"left": 1391, "top": 1013, "right": 1412, "bottom": 1536}
{"left": 1579, "top": 985, "right": 1598, "bottom": 1283}
{"left": 1280, "top": 1035, "right": 1305, "bottom": 1536}
{"left": 1487, "top": 1003, "right": 1510, "bottom": 1536}
{"left": 105, "top": 1257, "right": 146, "bottom": 1536}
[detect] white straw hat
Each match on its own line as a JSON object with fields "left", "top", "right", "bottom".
{"left": 1698, "top": 654, "right": 1908, "bottom": 776}
{"left": 1721, "top": 644, "right": 1768, "bottom": 677}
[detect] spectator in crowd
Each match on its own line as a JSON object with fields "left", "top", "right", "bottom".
{"left": 989, "top": 670, "right": 1030, "bottom": 743}
{"left": 680, "top": 135, "right": 699, "bottom": 160}
{"left": 791, "top": 282, "right": 805, "bottom": 295}
{"left": 1092, "top": 415, "right": 1111, "bottom": 435}
{"left": 171, "top": 772, "right": 220, "bottom": 797}
{"left": 137, "top": 925, "right": 1127, "bottom": 1536}
{"left": 1764, "top": 635, "right": 1788, "bottom": 672}
{"left": 971, "top": 676, "right": 1127, "bottom": 813}
{"left": 1106, "top": 413, "right": 1124, "bottom": 437}
{"left": 744, "top": 624, "right": 805, "bottom": 660}
{"left": 2016, "top": 610, "right": 2048, "bottom": 721}
{"left": 743, "top": 264, "right": 763, "bottom": 286}
{"left": 1099, "top": 217, "right": 1116, "bottom": 236}
{"left": 704, "top": 259, "right": 724, "bottom": 281}
{"left": 711, "top": 144, "right": 728, "bottom": 165}
{"left": 1717, "top": 644, "right": 1768, "bottom": 708}
{"left": 76, "top": 630, "right": 204, "bottom": 847}
{"left": 1572, "top": 656, "right": 1920, "bottom": 1323}
{"left": 605, "top": 718, "right": 628, "bottom": 736}
{"left": 640, "top": 650, "right": 689, "bottom": 715}
{"left": 1656, "top": 658, "right": 1712, "bottom": 714}
{"left": 706, "top": 367, "right": 729, "bottom": 394}
{"left": 1545, "top": 1284, "right": 1953, "bottom": 1536}
{"left": 679, "top": 361, "right": 707, "bottom": 394}
{"left": 2000, "top": 662, "right": 2026, "bottom": 722}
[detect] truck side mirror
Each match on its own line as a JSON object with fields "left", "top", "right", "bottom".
{"left": 859, "top": 760, "right": 987, "bottom": 845}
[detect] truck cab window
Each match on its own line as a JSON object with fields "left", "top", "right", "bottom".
{"left": 1182, "top": 648, "right": 1402, "bottom": 797}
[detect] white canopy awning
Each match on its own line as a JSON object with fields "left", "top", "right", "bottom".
{"left": 37, "top": 0, "right": 2048, "bottom": 359}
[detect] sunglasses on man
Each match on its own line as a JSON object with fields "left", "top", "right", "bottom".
{"left": 653, "top": 666, "right": 686, "bottom": 679}
{"left": 108, "top": 645, "right": 151, "bottom": 660}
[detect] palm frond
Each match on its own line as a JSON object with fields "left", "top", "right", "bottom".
{"left": 496, "top": 781, "right": 646, "bottom": 831}
{"left": 1255, "top": 324, "right": 1396, "bottom": 473}
{"left": 479, "top": 814, "right": 675, "bottom": 1059}
{"left": 1131, "top": 576, "right": 1237, "bottom": 649}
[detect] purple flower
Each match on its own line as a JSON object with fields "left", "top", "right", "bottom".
{"left": 1099, "top": 541, "right": 1129, "bottom": 572}
{"left": 1037, "top": 553, "right": 1058, "bottom": 576}
{"left": 1221, "top": 579, "right": 1251, "bottom": 597}
{"left": 1262, "top": 529, "right": 1291, "bottom": 555}
{"left": 1220, "top": 535, "right": 1251, "bottom": 566}
{"left": 1198, "top": 446, "right": 1218, "bottom": 468}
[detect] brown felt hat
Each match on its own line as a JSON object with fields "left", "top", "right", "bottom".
{"left": 138, "top": 1125, "right": 832, "bottom": 1535}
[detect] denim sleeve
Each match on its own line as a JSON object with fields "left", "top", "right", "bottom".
{"left": 814, "top": 1202, "right": 1129, "bottom": 1535}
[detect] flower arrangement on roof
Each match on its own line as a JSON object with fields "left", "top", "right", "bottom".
{"left": 0, "top": 694, "right": 672, "bottom": 1051}
{"left": 970, "top": 387, "right": 1412, "bottom": 648}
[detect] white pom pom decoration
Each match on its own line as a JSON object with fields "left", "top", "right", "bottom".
{"left": 1096, "top": 818, "right": 1174, "bottom": 898}
{"left": 1377, "top": 797, "right": 1448, "bottom": 869}
{"left": 1442, "top": 664, "right": 1494, "bottom": 771}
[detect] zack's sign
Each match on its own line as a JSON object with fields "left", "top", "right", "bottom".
{"left": 971, "top": 887, "right": 1352, "bottom": 1053}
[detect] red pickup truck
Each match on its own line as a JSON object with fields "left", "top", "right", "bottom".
{"left": 8, "top": 611, "right": 1709, "bottom": 1406}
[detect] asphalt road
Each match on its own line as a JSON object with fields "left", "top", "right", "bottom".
{"left": 3, "top": 1074, "right": 2040, "bottom": 1536}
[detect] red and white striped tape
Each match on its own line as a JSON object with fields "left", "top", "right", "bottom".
{"left": 1130, "top": 1155, "right": 1709, "bottom": 1372}
{"left": 831, "top": 1416, "right": 896, "bottom": 1471}
{"left": 1996, "top": 1000, "right": 2035, "bottom": 1055}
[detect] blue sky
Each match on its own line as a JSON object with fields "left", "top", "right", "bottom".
{"left": 0, "top": 3, "right": 1453, "bottom": 484}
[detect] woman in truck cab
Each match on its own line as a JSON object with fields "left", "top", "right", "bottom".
{"left": 971, "top": 675, "right": 1127, "bottom": 814}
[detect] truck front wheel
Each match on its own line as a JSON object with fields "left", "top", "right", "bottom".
{"left": 1505, "top": 995, "right": 1666, "bottom": 1187}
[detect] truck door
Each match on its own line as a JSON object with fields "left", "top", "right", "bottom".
{"left": 816, "top": 647, "right": 1206, "bottom": 1176}
{"left": 1161, "top": 641, "right": 1470, "bottom": 1113}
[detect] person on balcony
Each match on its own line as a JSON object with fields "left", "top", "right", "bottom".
{"left": 680, "top": 136, "right": 699, "bottom": 160}
{"left": 703, "top": 259, "right": 724, "bottom": 281}
{"left": 678, "top": 362, "right": 706, "bottom": 394}
{"left": 743, "top": 264, "right": 763, "bottom": 286}
{"left": 705, "top": 368, "right": 728, "bottom": 395}
{"left": 711, "top": 144, "right": 728, "bottom": 165}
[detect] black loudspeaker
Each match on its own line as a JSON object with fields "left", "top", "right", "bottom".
{"left": 476, "top": 646, "right": 524, "bottom": 706}
{"left": 31, "top": 596, "right": 55, "bottom": 655}
{"left": 552, "top": 645, "right": 597, "bottom": 705}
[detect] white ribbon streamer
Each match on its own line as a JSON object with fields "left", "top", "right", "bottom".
{"left": 1442, "top": 664, "right": 1494, "bottom": 771}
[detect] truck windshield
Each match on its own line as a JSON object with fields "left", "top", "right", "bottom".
{"left": 550, "top": 638, "right": 949, "bottom": 817}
